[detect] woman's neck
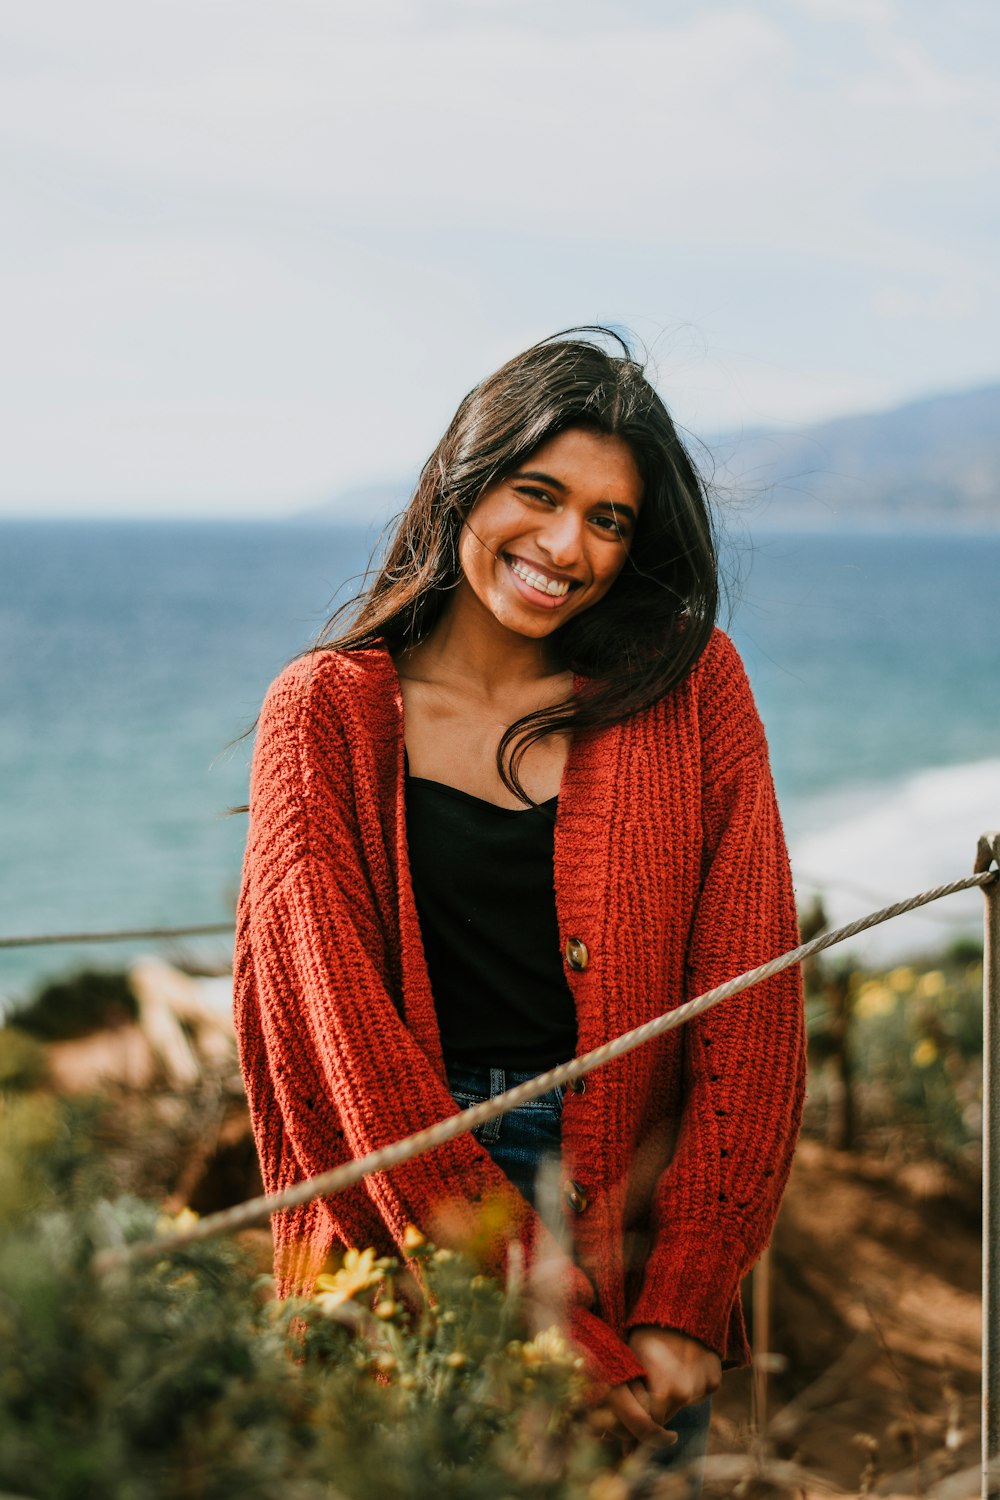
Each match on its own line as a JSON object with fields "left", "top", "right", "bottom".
{"left": 393, "top": 581, "right": 573, "bottom": 806}
{"left": 400, "top": 584, "right": 564, "bottom": 701}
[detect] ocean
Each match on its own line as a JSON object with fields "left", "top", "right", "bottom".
{"left": 1, "top": 520, "right": 997, "bottom": 1004}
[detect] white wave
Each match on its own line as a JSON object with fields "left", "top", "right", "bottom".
{"left": 789, "top": 759, "right": 1000, "bottom": 962}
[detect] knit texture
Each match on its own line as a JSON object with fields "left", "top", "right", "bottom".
{"left": 234, "top": 629, "right": 806, "bottom": 1387}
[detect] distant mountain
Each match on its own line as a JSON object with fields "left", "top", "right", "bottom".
{"left": 297, "top": 480, "right": 412, "bottom": 525}
{"left": 300, "top": 383, "right": 1000, "bottom": 530}
{"left": 708, "top": 382, "right": 1000, "bottom": 529}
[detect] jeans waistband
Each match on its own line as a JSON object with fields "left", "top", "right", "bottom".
{"left": 445, "top": 1062, "right": 565, "bottom": 1111}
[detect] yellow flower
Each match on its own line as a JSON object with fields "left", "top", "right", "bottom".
{"left": 514, "top": 1326, "right": 580, "bottom": 1368}
{"left": 155, "top": 1205, "right": 200, "bottom": 1236}
{"left": 402, "top": 1223, "right": 427, "bottom": 1254}
{"left": 854, "top": 982, "right": 897, "bottom": 1018}
{"left": 912, "top": 1039, "right": 939, "bottom": 1068}
{"left": 916, "top": 970, "right": 946, "bottom": 1000}
{"left": 888, "top": 966, "right": 915, "bottom": 994}
{"left": 588, "top": 1477, "right": 629, "bottom": 1500}
{"left": 313, "top": 1247, "right": 391, "bottom": 1310}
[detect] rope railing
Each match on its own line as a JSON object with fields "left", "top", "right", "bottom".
{"left": 91, "top": 863, "right": 997, "bottom": 1278}
{"left": 0, "top": 921, "right": 234, "bottom": 950}
{"left": 1, "top": 860, "right": 983, "bottom": 953}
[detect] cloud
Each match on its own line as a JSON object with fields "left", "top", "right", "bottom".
{"left": 871, "top": 281, "right": 981, "bottom": 322}
{"left": 2, "top": 9, "right": 787, "bottom": 207}
{"left": 1, "top": 1, "right": 997, "bottom": 512}
{"left": 4, "top": 4, "right": 991, "bottom": 269}
{"left": 785, "top": 0, "right": 895, "bottom": 21}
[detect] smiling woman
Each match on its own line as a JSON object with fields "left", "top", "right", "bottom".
{"left": 301, "top": 328, "right": 720, "bottom": 804}
{"left": 234, "top": 329, "right": 806, "bottom": 1490}
{"left": 406, "top": 424, "right": 648, "bottom": 804}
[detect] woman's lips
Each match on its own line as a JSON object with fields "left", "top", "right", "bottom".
{"left": 504, "top": 554, "right": 578, "bottom": 609}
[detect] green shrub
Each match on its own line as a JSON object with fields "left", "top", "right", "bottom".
{"left": 6, "top": 969, "right": 137, "bottom": 1042}
{"left": 805, "top": 950, "right": 984, "bottom": 1173}
{"left": 0, "top": 1101, "right": 620, "bottom": 1500}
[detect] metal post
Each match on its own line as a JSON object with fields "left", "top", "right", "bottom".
{"left": 977, "top": 832, "right": 1000, "bottom": 1500}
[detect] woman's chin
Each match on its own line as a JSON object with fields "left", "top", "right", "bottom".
{"left": 494, "top": 595, "right": 575, "bottom": 640}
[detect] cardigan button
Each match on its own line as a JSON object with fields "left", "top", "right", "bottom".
{"left": 564, "top": 937, "right": 589, "bottom": 972}
{"left": 564, "top": 1179, "right": 588, "bottom": 1214}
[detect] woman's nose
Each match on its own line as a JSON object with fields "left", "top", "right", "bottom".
{"left": 538, "top": 509, "right": 584, "bottom": 566}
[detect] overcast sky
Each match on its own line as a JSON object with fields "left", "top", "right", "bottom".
{"left": 2, "top": 0, "right": 998, "bottom": 517}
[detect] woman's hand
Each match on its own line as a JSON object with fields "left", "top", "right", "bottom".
{"left": 627, "top": 1326, "right": 722, "bottom": 1426}
{"left": 589, "top": 1328, "right": 722, "bottom": 1452}
{"left": 589, "top": 1380, "right": 677, "bottom": 1454}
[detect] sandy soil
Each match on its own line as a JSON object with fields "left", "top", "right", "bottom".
{"left": 710, "top": 1139, "right": 982, "bottom": 1498}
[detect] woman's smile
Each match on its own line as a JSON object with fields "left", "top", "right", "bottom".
{"left": 503, "top": 552, "right": 579, "bottom": 606}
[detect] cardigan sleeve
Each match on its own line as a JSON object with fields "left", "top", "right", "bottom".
{"left": 236, "top": 657, "right": 648, "bottom": 1389}
{"left": 625, "top": 637, "right": 806, "bottom": 1363}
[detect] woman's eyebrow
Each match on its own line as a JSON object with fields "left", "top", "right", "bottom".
{"left": 510, "top": 468, "right": 568, "bottom": 492}
{"left": 511, "top": 469, "right": 637, "bottom": 521}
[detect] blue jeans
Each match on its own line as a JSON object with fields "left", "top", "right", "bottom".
{"left": 446, "top": 1062, "right": 711, "bottom": 1488}
{"left": 447, "top": 1062, "right": 564, "bottom": 1205}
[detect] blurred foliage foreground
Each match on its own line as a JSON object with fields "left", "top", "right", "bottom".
{"left": 0, "top": 925, "right": 987, "bottom": 1500}
{"left": 801, "top": 909, "right": 984, "bottom": 1184}
{"left": 0, "top": 1085, "right": 642, "bottom": 1500}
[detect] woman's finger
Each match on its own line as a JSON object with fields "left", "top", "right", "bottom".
{"left": 596, "top": 1382, "right": 678, "bottom": 1451}
{"left": 628, "top": 1327, "right": 722, "bottom": 1425}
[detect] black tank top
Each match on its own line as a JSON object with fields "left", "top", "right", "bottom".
{"left": 404, "top": 776, "right": 578, "bottom": 1070}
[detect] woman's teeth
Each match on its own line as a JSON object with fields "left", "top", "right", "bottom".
{"left": 509, "top": 558, "right": 571, "bottom": 597}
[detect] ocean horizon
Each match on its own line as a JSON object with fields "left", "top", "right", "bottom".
{"left": 1, "top": 520, "right": 996, "bottom": 1004}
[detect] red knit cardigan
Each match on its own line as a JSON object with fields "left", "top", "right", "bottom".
{"left": 234, "top": 628, "right": 806, "bottom": 1389}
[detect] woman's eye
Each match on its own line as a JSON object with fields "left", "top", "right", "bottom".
{"left": 516, "top": 486, "right": 556, "bottom": 506}
{"left": 593, "top": 513, "right": 627, "bottom": 537}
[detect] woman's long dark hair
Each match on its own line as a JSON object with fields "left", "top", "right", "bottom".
{"left": 318, "top": 327, "right": 718, "bottom": 801}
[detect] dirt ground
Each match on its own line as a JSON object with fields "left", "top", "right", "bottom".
{"left": 709, "top": 1139, "right": 982, "bottom": 1498}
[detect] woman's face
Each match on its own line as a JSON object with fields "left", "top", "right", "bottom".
{"left": 456, "top": 427, "right": 644, "bottom": 642}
